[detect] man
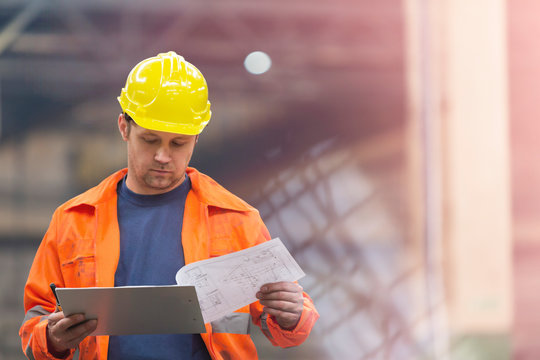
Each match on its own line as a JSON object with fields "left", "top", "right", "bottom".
{"left": 19, "top": 51, "right": 319, "bottom": 359}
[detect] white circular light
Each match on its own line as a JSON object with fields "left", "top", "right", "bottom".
{"left": 244, "top": 51, "right": 272, "bottom": 75}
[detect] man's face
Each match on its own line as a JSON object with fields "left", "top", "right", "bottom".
{"left": 118, "top": 114, "right": 198, "bottom": 195}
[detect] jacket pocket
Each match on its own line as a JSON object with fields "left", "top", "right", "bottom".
{"left": 61, "top": 255, "right": 96, "bottom": 287}
{"left": 208, "top": 235, "right": 233, "bottom": 257}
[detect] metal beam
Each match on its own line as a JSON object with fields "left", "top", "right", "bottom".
{"left": 0, "top": 0, "right": 44, "bottom": 55}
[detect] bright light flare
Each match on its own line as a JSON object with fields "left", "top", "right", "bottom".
{"left": 244, "top": 51, "right": 272, "bottom": 75}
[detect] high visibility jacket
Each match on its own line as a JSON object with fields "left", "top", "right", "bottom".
{"left": 20, "top": 168, "right": 319, "bottom": 360}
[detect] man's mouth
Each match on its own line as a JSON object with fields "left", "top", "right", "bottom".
{"left": 150, "top": 169, "right": 171, "bottom": 174}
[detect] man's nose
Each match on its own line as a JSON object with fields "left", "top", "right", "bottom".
{"left": 154, "top": 146, "right": 172, "bottom": 163}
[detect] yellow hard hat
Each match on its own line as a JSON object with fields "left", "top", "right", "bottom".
{"left": 117, "top": 51, "right": 211, "bottom": 135}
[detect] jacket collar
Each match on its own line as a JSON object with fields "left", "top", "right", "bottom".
{"left": 66, "top": 167, "right": 253, "bottom": 212}
{"left": 186, "top": 167, "right": 254, "bottom": 212}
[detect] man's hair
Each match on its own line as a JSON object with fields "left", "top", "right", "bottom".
{"left": 124, "top": 113, "right": 134, "bottom": 136}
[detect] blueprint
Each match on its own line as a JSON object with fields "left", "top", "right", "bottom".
{"left": 175, "top": 237, "right": 305, "bottom": 324}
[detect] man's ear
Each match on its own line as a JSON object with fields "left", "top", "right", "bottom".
{"left": 195, "top": 134, "right": 199, "bottom": 143}
{"left": 118, "top": 113, "right": 129, "bottom": 141}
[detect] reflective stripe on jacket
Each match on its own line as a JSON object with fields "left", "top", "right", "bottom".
{"left": 20, "top": 167, "right": 319, "bottom": 360}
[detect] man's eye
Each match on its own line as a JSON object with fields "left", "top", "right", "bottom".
{"left": 143, "top": 138, "right": 157, "bottom": 144}
{"left": 172, "top": 142, "right": 186, "bottom": 147}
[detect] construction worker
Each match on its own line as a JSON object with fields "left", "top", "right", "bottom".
{"left": 19, "top": 51, "right": 319, "bottom": 359}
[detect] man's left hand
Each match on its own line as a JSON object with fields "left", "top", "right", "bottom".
{"left": 256, "top": 281, "right": 304, "bottom": 330}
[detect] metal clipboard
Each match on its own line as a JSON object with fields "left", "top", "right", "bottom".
{"left": 56, "top": 285, "right": 206, "bottom": 336}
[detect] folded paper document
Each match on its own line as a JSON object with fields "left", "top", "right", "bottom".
{"left": 176, "top": 237, "right": 305, "bottom": 323}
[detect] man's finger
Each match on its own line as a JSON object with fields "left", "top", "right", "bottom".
{"left": 260, "top": 299, "right": 303, "bottom": 314}
{"left": 63, "top": 320, "right": 97, "bottom": 347}
{"left": 47, "top": 311, "right": 65, "bottom": 326}
{"left": 52, "top": 314, "right": 87, "bottom": 333}
{"left": 257, "top": 290, "right": 303, "bottom": 302}
{"left": 259, "top": 282, "right": 303, "bottom": 294}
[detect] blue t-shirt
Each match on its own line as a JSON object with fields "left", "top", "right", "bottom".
{"left": 108, "top": 175, "right": 210, "bottom": 360}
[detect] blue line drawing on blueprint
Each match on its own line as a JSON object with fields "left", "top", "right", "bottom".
{"left": 221, "top": 249, "right": 295, "bottom": 300}
{"left": 176, "top": 238, "right": 305, "bottom": 323}
{"left": 183, "top": 266, "right": 230, "bottom": 318}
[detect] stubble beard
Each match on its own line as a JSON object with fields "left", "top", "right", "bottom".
{"left": 143, "top": 172, "right": 183, "bottom": 192}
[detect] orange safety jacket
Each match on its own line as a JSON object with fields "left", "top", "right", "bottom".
{"left": 20, "top": 168, "right": 319, "bottom": 360}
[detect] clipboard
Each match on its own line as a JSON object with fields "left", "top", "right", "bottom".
{"left": 56, "top": 285, "right": 206, "bottom": 336}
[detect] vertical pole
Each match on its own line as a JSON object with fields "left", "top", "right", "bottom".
{"left": 404, "top": 0, "right": 449, "bottom": 358}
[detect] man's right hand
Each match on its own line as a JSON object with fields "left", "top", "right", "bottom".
{"left": 46, "top": 312, "right": 97, "bottom": 357}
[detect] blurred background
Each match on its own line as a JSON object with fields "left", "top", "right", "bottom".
{"left": 0, "top": 0, "right": 537, "bottom": 359}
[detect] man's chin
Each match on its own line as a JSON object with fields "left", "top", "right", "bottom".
{"left": 144, "top": 176, "right": 181, "bottom": 192}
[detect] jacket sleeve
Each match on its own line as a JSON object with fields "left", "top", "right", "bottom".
{"left": 19, "top": 209, "right": 75, "bottom": 360}
{"left": 250, "top": 288, "right": 319, "bottom": 348}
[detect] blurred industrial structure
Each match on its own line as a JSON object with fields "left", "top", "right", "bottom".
{"left": 1, "top": 0, "right": 538, "bottom": 359}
